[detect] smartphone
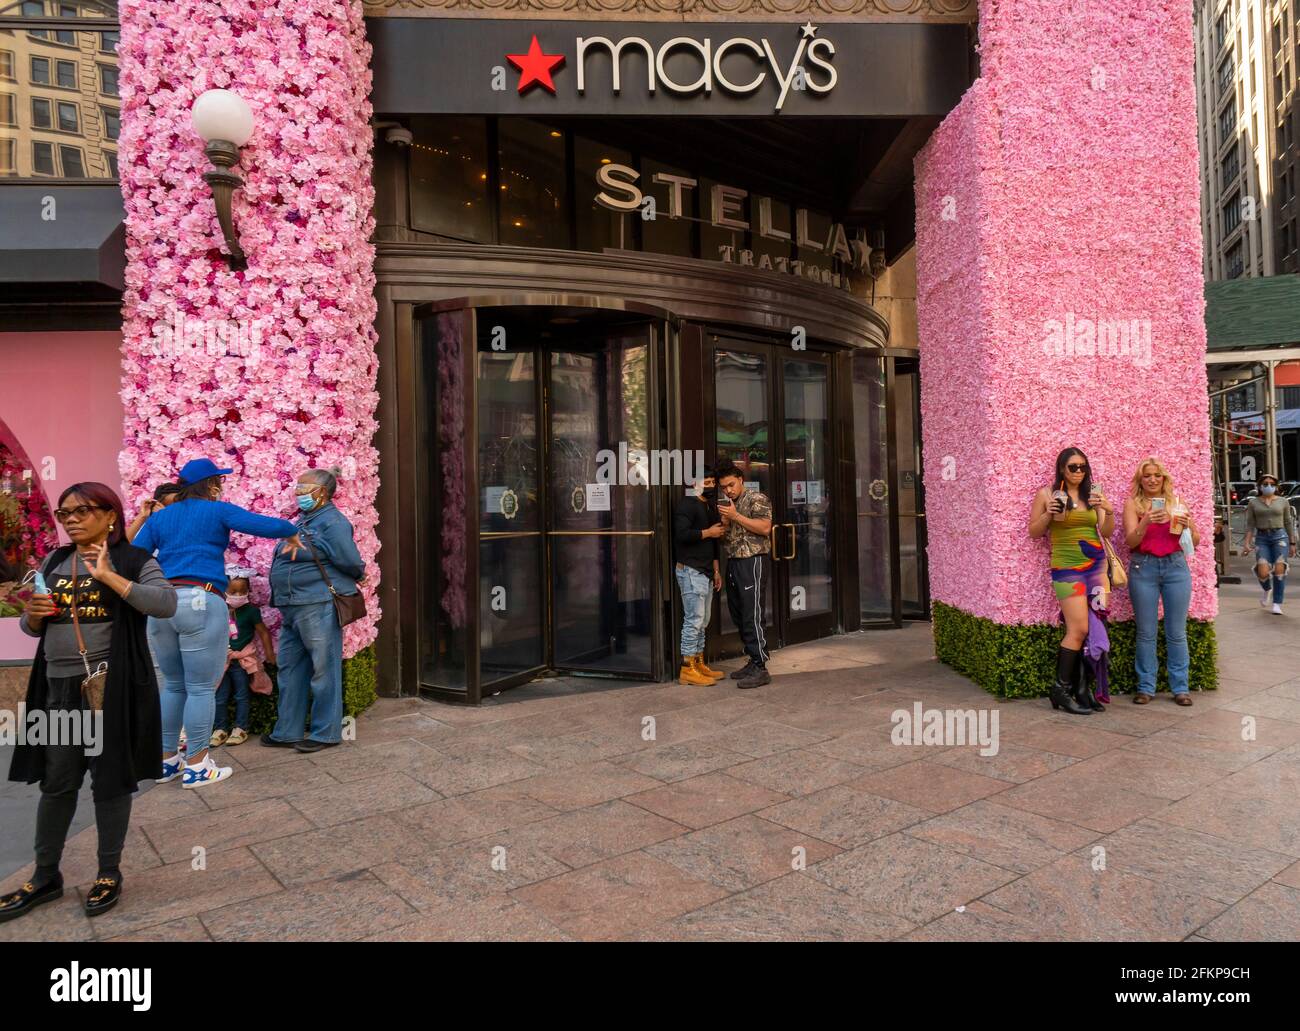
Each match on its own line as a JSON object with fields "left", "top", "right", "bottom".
{"left": 1151, "top": 498, "right": 1166, "bottom": 511}
{"left": 717, "top": 494, "right": 734, "bottom": 508}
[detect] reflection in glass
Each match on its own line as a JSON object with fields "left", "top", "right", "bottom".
{"left": 420, "top": 313, "right": 469, "bottom": 691}
{"left": 853, "top": 351, "right": 892, "bottom": 621}
{"left": 896, "top": 366, "right": 926, "bottom": 616}
{"left": 548, "top": 332, "right": 654, "bottom": 675}
{"left": 498, "top": 119, "right": 567, "bottom": 248}
{"left": 783, "top": 359, "right": 832, "bottom": 616}
{"left": 477, "top": 341, "right": 543, "bottom": 684}
{"left": 714, "top": 347, "right": 772, "bottom": 638}
{"left": 408, "top": 115, "right": 491, "bottom": 242}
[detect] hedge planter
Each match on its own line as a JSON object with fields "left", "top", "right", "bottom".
{"left": 932, "top": 601, "right": 1218, "bottom": 699}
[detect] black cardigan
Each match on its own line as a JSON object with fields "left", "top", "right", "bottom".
{"left": 8, "top": 541, "right": 165, "bottom": 800}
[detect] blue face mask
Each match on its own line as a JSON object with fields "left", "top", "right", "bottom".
{"left": 296, "top": 494, "right": 318, "bottom": 512}
{"left": 1261, "top": 485, "right": 1277, "bottom": 496}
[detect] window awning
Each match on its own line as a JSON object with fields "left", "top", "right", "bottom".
{"left": 0, "top": 184, "right": 125, "bottom": 293}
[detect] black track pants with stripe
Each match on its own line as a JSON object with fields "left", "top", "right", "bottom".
{"left": 725, "top": 554, "right": 770, "bottom": 667}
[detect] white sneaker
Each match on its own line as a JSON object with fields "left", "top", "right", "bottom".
{"left": 1261, "top": 588, "right": 1272, "bottom": 606}
{"left": 181, "top": 755, "right": 233, "bottom": 789}
{"left": 1272, "top": 603, "right": 1284, "bottom": 615}
{"left": 155, "top": 753, "right": 185, "bottom": 784}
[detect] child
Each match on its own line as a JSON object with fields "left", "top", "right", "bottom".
{"left": 212, "top": 575, "right": 275, "bottom": 747}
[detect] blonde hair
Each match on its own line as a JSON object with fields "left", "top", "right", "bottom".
{"left": 1130, "top": 456, "right": 1176, "bottom": 512}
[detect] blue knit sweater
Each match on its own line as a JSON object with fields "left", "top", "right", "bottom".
{"left": 132, "top": 499, "right": 298, "bottom": 591}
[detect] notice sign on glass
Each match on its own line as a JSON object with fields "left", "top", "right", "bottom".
{"left": 484, "top": 486, "right": 507, "bottom": 514}
{"left": 791, "top": 480, "right": 807, "bottom": 505}
{"left": 585, "top": 483, "right": 611, "bottom": 511}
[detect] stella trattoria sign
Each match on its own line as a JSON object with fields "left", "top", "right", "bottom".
{"left": 368, "top": 19, "right": 971, "bottom": 118}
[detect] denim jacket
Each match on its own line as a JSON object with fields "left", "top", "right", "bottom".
{"left": 269, "top": 502, "right": 365, "bottom": 607}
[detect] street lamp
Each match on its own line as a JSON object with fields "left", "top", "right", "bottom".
{"left": 192, "top": 89, "right": 254, "bottom": 271}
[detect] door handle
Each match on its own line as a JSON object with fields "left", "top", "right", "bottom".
{"left": 783, "top": 522, "right": 797, "bottom": 561}
{"left": 769, "top": 525, "right": 782, "bottom": 561}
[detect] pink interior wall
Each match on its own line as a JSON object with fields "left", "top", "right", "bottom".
{"left": 0, "top": 330, "right": 125, "bottom": 660}
{"left": 915, "top": 0, "right": 1216, "bottom": 626}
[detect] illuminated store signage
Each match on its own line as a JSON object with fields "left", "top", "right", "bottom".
{"left": 368, "top": 19, "right": 971, "bottom": 119}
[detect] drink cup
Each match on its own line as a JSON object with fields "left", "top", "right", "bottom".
{"left": 1052, "top": 490, "right": 1068, "bottom": 521}
{"left": 1171, "top": 501, "right": 1188, "bottom": 534}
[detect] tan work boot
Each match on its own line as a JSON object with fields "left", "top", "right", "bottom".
{"left": 693, "top": 654, "right": 725, "bottom": 681}
{"left": 678, "top": 661, "right": 713, "bottom": 685}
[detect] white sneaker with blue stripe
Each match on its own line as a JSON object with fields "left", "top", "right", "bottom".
{"left": 155, "top": 754, "right": 186, "bottom": 784}
{"left": 182, "top": 756, "right": 233, "bottom": 789}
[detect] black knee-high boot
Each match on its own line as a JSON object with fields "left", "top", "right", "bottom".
{"left": 1050, "top": 646, "right": 1091, "bottom": 715}
{"left": 1071, "top": 651, "right": 1104, "bottom": 712}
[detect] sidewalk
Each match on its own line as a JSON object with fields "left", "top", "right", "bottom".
{"left": 3, "top": 568, "right": 1298, "bottom": 942}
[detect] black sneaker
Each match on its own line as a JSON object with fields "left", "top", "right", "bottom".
{"left": 730, "top": 660, "right": 757, "bottom": 681}
{"left": 294, "top": 739, "right": 340, "bottom": 754}
{"left": 259, "top": 733, "right": 301, "bottom": 748}
{"left": 0, "top": 878, "right": 63, "bottom": 924}
{"left": 736, "top": 667, "right": 771, "bottom": 689}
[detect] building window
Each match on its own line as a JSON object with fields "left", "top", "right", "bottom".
{"left": 31, "top": 96, "right": 51, "bottom": 129}
{"left": 55, "top": 60, "right": 76, "bottom": 89}
{"left": 1223, "top": 191, "right": 1243, "bottom": 234}
{"left": 0, "top": 138, "right": 15, "bottom": 176}
{"left": 407, "top": 115, "right": 492, "bottom": 243}
{"left": 31, "top": 140, "right": 55, "bottom": 175}
{"left": 497, "top": 119, "right": 568, "bottom": 249}
{"left": 1218, "top": 55, "right": 1235, "bottom": 96}
{"left": 30, "top": 56, "right": 50, "bottom": 85}
{"left": 1219, "top": 97, "right": 1237, "bottom": 142}
{"left": 100, "top": 105, "right": 118, "bottom": 140}
{"left": 22, "top": 0, "right": 47, "bottom": 39}
{"left": 0, "top": 93, "right": 15, "bottom": 127}
{"left": 1221, "top": 145, "right": 1240, "bottom": 186}
{"left": 98, "top": 64, "right": 118, "bottom": 96}
{"left": 56, "top": 99, "right": 78, "bottom": 132}
{"left": 0, "top": 50, "right": 14, "bottom": 83}
{"left": 1225, "top": 238, "right": 1245, "bottom": 278}
{"left": 1217, "top": 11, "right": 1229, "bottom": 51}
{"left": 99, "top": 31, "right": 118, "bottom": 53}
{"left": 1280, "top": 386, "right": 1300, "bottom": 409}
{"left": 59, "top": 144, "right": 83, "bottom": 177}
{"left": 105, "top": 150, "right": 117, "bottom": 177}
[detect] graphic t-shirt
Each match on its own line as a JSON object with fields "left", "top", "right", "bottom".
{"left": 723, "top": 489, "right": 773, "bottom": 558}
{"left": 229, "top": 604, "right": 263, "bottom": 650}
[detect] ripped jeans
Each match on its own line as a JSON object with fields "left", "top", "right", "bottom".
{"left": 1255, "top": 529, "right": 1290, "bottom": 604}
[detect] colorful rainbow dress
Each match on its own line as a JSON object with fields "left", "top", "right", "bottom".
{"left": 1049, "top": 505, "right": 1105, "bottom": 602}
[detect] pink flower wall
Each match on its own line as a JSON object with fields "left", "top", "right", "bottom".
{"left": 116, "top": 0, "right": 380, "bottom": 653}
{"left": 915, "top": 0, "right": 1217, "bottom": 626}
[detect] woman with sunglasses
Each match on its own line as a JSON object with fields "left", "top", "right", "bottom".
{"left": 131, "top": 458, "right": 302, "bottom": 788}
{"left": 3, "top": 482, "right": 177, "bottom": 923}
{"left": 1028, "top": 448, "right": 1115, "bottom": 715}
{"left": 1123, "top": 457, "right": 1199, "bottom": 705}
{"left": 1243, "top": 472, "right": 1296, "bottom": 615}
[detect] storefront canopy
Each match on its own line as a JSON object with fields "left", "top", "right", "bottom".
{"left": 0, "top": 185, "right": 125, "bottom": 293}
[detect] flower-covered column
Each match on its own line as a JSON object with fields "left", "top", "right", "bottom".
{"left": 115, "top": 1, "right": 380, "bottom": 655}
{"left": 915, "top": 0, "right": 1217, "bottom": 694}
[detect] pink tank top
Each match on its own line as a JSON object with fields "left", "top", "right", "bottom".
{"left": 1138, "top": 519, "right": 1181, "bottom": 556}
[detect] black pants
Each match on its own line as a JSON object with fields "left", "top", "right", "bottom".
{"left": 725, "top": 554, "right": 770, "bottom": 667}
{"left": 33, "top": 675, "right": 132, "bottom": 877}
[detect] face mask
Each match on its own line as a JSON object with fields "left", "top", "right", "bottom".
{"left": 702, "top": 486, "right": 718, "bottom": 500}
{"left": 296, "top": 493, "right": 318, "bottom": 512}
{"left": 1261, "top": 485, "right": 1277, "bottom": 496}
{"left": 227, "top": 594, "right": 248, "bottom": 608}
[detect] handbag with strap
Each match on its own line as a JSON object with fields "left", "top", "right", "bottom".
{"left": 1099, "top": 519, "right": 1128, "bottom": 589}
{"left": 301, "top": 533, "right": 367, "bottom": 628}
{"left": 70, "top": 552, "right": 109, "bottom": 711}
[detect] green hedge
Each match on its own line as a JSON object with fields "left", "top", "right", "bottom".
{"left": 932, "top": 601, "right": 1218, "bottom": 699}
{"left": 219, "top": 644, "right": 378, "bottom": 736}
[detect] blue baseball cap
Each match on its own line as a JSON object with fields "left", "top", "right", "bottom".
{"left": 178, "top": 458, "right": 233, "bottom": 485}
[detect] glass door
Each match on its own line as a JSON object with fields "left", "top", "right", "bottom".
{"left": 545, "top": 327, "right": 658, "bottom": 677}
{"left": 710, "top": 333, "right": 837, "bottom": 656}
{"left": 893, "top": 358, "right": 929, "bottom": 618}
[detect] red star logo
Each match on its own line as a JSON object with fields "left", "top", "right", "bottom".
{"left": 507, "top": 35, "right": 565, "bottom": 95}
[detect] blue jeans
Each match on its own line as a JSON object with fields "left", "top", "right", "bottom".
{"left": 149, "top": 586, "right": 230, "bottom": 756}
{"left": 1254, "top": 529, "right": 1290, "bottom": 603}
{"left": 270, "top": 601, "right": 343, "bottom": 744}
{"left": 675, "top": 563, "right": 713, "bottom": 657}
{"left": 1129, "top": 551, "right": 1193, "bottom": 695}
{"left": 215, "top": 663, "right": 251, "bottom": 733}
